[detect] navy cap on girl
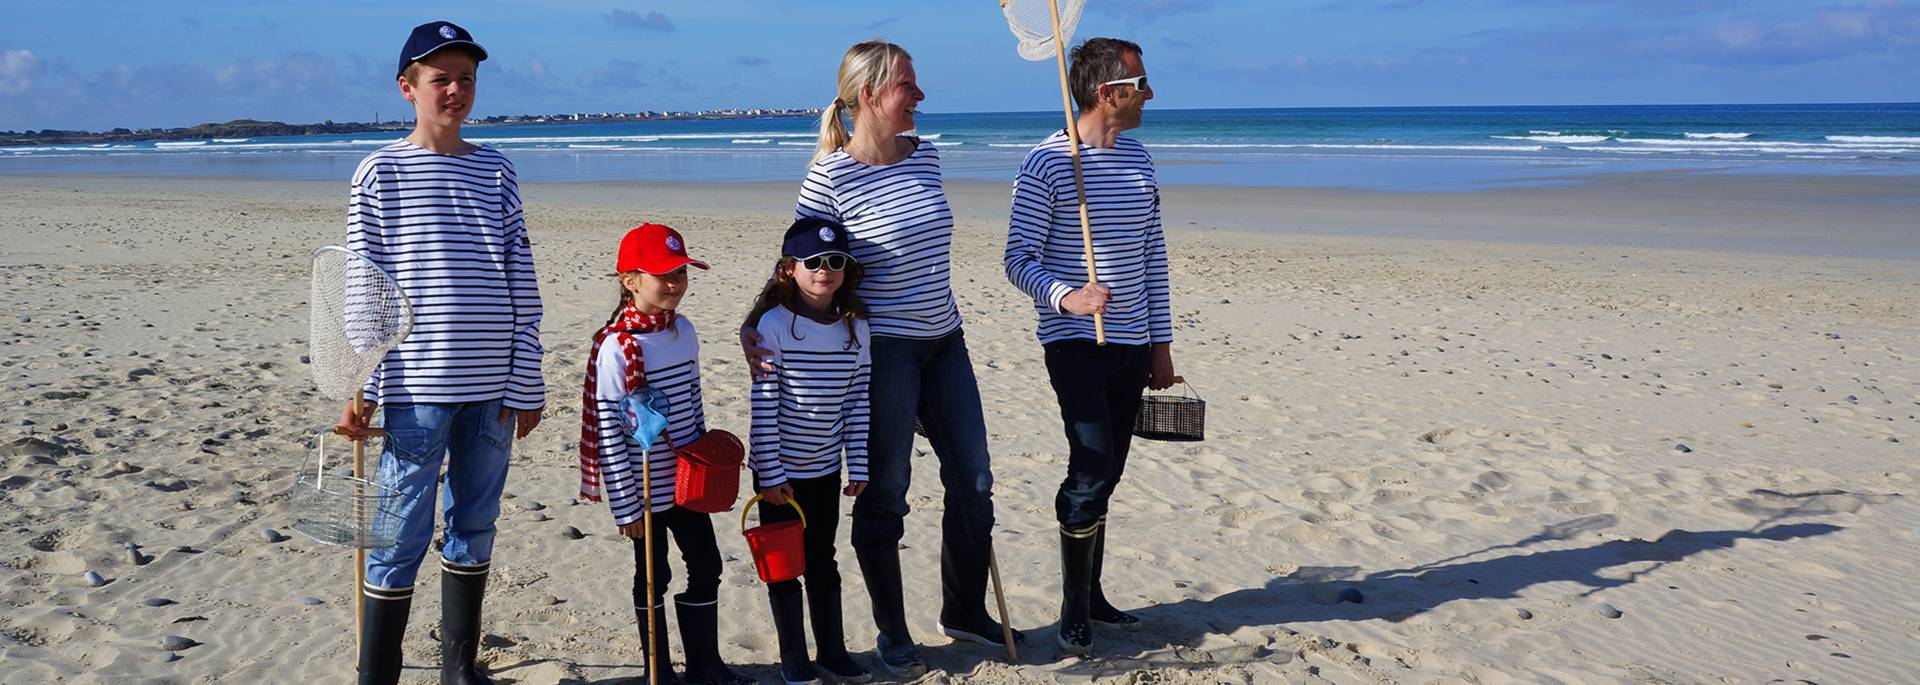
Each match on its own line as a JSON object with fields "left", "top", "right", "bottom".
{"left": 783, "top": 217, "right": 852, "bottom": 260}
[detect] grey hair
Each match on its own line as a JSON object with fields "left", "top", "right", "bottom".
{"left": 1068, "top": 37, "right": 1143, "bottom": 112}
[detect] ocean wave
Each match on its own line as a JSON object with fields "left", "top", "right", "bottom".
{"left": 154, "top": 141, "right": 208, "bottom": 148}
{"left": 212, "top": 138, "right": 251, "bottom": 143}
{"left": 1825, "top": 135, "right": 1920, "bottom": 144}
{"left": 1152, "top": 142, "right": 1546, "bottom": 152}
{"left": 1683, "top": 132, "right": 1752, "bottom": 140}
{"left": 730, "top": 139, "right": 772, "bottom": 144}
{"left": 470, "top": 132, "right": 813, "bottom": 145}
{"left": 1492, "top": 134, "right": 1611, "bottom": 144}
{"left": 567, "top": 144, "right": 623, "bottom": 149}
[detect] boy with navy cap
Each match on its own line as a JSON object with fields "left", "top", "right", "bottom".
{"left": 338, "top": 20, "right": 543, "bottom": 685}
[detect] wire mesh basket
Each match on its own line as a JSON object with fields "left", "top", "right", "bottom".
{"left": 289, "top": 430, "right": 405, "bottom": 549}
{"left": 1134, "top": 381, "right": 1205, "bottom": 442}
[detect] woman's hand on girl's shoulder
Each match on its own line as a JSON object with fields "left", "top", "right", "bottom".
{"left": 738, "top": 325, "right": 775, "bottom": 379}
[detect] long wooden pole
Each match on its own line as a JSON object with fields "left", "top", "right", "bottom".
{"left": 643, "top": 460, "right": 658, "bottom": 685}
{"left": 1047, "top": 0, "right": 1105, "bottom": 344}
{"left": 352, "top": 389, "right": 367, "bottom": 659}
{"left": 989, "top": 544, "right": 1017, "bottom": 661}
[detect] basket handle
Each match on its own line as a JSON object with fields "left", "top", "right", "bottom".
{"left": 739, "top": 493, "right": 807, "bottom": 534}
{"left": 1147, "top": 376, "right": 1199, "bottom": 400}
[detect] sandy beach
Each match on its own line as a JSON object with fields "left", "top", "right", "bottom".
{"left": 2, "top": 171, "right": 1916, "bottom": 684}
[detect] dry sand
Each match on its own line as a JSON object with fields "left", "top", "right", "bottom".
{"left": 1, "top": 172, "right": 1916, "bottom": 684}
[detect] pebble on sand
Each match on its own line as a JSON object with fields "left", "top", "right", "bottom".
{"left": 144, "top": 597, "right": 176, "bottom": 607}
{"left": 1673, "top": 443, "right": 1693, "bottom": 453}
{"left": 299, "top": 597, "right": 324, "bottom": 606}
{"left": 519, "top": 500, "right": 546, "bottom": 512}
{"left": 258, "top": 529, "right": 288, "bottom": 543}
{"left": 1515, "top": 608, "right": 1534, "bottom": 620}
{"left": 161, "top": 635, "right": 199, "bottom": 651}
{"left": 1595, "top": 603, "right": 1623, "bottom": 619}
{"left": 84, "top": 570, "right": 109, "bottom": 587}
{"left": 561, "top": 526, "right": 585, "bottom": 540}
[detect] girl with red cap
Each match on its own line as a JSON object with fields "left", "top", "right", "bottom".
{"left": 579, "top": 223, "right": 751, "bottom": 685}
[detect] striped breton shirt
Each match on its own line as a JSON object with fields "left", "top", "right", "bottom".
{"left": 749, "top": 306, "right": 872, "bottom": 489}
{"left": 795, "top": 137, "right": 961, "bottom": 340}
{"left": 589, "top": 317, "right": 707, "bottom": 524}
{"left": 347, "top": 140, "right": 546, "bottom": 410}
{"left": 1004, "top": 131, "right": 1173, "bottom": 346}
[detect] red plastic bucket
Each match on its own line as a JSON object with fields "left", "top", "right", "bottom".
{"left": 740, "top": 494, "right": 808, "bottom": 583}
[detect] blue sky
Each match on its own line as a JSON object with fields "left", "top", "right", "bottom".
{"left": 2, "top": 0, "right": 1916, "bottom": 131}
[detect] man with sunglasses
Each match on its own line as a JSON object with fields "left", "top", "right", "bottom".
{"left": 1003, "top": 36, "right": 1175, "bottom": 655}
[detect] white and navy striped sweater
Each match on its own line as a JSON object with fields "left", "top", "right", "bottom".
{"left": 589, "top": 317, "right": 707, "bottom": 525}
{"left": 795, "top": 137, "right": 961, "bottom": 340}
{"left": 347, "top": 141, "right": 546, "bottom": 410}
{"left": 1004, "top": 131, "right": 1173, "bottom": 346}
{"left": 749, "top": 306, "right": 871, "bottom": 489}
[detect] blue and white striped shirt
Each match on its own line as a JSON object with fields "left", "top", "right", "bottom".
{"left": 1004, "top": 131, "right": 1172, "bottom": 346}
{"left": 749, "top": 306, "right": 871, "bottom": 489}
{"left": 590, "top": 317, "right": 707, "bottom": 524}
{"left": 347, "top": 141, "right": 546, "bottom": 410}
{"left": 795, "top": 137, "right": 961, "bottom": 340}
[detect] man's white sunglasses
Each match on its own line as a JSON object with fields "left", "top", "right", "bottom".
{"left": 1101, "top": 75, "right": 1149, "bottom": 91}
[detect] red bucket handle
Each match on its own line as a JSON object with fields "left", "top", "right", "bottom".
{"left": 739, "top": 493, "right": 807, "bottom": 534}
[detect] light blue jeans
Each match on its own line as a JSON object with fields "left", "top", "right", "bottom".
{"left": 363, "top": 399, "right": 513, "bottom": 591}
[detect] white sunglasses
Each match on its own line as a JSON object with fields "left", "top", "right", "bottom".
{"left": 1101, "top": 75, "right": 1149, "bottom": 92}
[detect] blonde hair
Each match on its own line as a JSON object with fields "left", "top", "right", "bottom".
{"left": 814, "top": 40, "right": 912, "bottom": 164}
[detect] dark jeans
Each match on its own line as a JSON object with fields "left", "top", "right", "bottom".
{"left": 631, "top": 506, "right": 724, "bottom": 608}
{"left": 758, "top": 474, "right": 844, "bottom": 597}
{"left": 1045, "top": 340, "right": 1150, "bottom": 531}
{"left": 852, "top": 329, "right": 996, "bottom": 549}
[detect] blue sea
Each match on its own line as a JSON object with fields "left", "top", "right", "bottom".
{"left": 4, "top": 103, "right": 1917, "bottom": 191}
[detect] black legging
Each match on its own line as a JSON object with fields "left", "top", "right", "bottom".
{"left": 631, "top": 505, "right": 724, "bottom": 607}
{"left": 757, "top": 474, "right": 844, "bottom": 596}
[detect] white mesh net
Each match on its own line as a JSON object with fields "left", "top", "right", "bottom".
{"left": 309, "top": 246, "right": 413, "bottom": 401}
{"left": 1002, "top": 0, "right": 1086, "bottom": 61}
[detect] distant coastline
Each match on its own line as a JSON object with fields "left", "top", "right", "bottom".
{"left": 0, "top": 109, "right": 820, "bottom": 146}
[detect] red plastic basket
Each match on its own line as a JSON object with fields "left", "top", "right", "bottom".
{"left": 673, "top": 429, "right": 743, "bottom": 513}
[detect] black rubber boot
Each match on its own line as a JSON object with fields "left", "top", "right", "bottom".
{"left": 357, "top": 587, "right": 413, "bottom": 685}
{"left": 441, "top": 565, "right": 495, "bottom": 685}
{"left": 1057, "top": 525, "right": 1098, "bottom": 655}
{"left": 636, "top": 602, "right": 680, "bottom": 685}
{"left": 769, "top": 591, "right": 820, "bottom": 684}
{"left": 1089, "top": 518, "right": 1142, "bottom": 626}
{"left": 677, "top": 598, "right": 753, "bottom": 685}
{"left": 853, "top": 544, "right": 925, "bottom": 677}
{"left": 936, "top": 540, "right": 1027, "bottom": 648}
{"left": 806, "top": 584, "right": 872, "bottom": 684}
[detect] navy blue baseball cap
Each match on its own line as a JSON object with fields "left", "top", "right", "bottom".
{"left": 783, "top": 217, "right": 853, "bottom": 260}
{"left": 397, "top": 21, "right": 488, "bottom": 78}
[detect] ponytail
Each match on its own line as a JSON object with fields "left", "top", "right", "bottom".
{"left": 813, "top": 99, "right": 849, "bottom": 164}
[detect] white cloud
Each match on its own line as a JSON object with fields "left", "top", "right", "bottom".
{"left": 2, "top": 50, "right": 45, "bottom": 95}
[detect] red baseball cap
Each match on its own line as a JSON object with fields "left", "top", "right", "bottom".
{"left": 616, "top": 223, "right": 710, "bottom": 274}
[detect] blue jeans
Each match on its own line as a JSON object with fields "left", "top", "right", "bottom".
{"left": 1045, "top": 341, "right": 1150, "bottom": 530}
{"left": 363, "top": 399, "right": 514, "bottom": 591}
{"left": 852, "top": 329, "right": 996, "bottom": 550}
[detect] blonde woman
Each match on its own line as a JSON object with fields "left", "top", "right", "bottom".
{"left": 740, "top": 40, "right": 1023, "bottom": 677}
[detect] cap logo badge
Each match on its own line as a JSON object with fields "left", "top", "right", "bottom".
{"left": 819, "top": 227, "right": 835, "bottom": 242}
{"left": 665, "top": 236, "right": 682, "bottom": 252}
{"left": 438, "top": 26, "right": 458, "bottom": 39}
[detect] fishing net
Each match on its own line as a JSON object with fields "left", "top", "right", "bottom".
{"left": 1001, "top": 0, "right": 1085, "bottom": 61}
{"left": 308, "top": 246, "right": 413, "bottom": 401}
